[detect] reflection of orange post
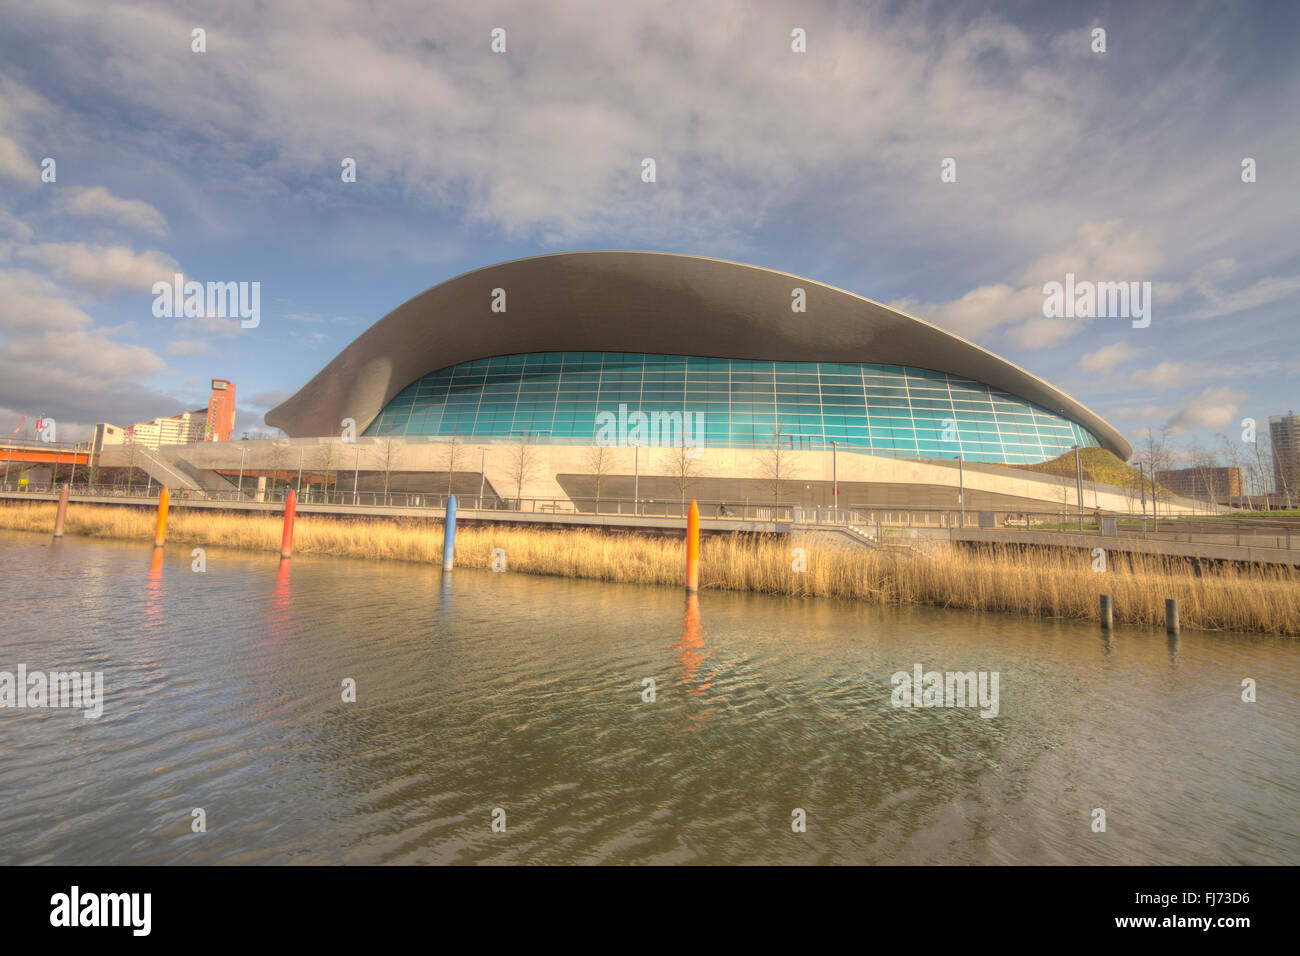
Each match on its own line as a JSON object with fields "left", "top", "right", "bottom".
{"left": 280, "top": 489, "right": 297, "bottom": 560}
{"left": 686, "top": 499, "right": 700, "bottom": 592}
{"left": 154, "top": 487, "right": 170, "bottom": 548}
{"left": 53, "top": 483, "right": 70, "bottom": 537}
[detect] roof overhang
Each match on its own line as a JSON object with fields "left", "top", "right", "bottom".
{"left": 266, "top": 251, "right": 1131, "bottom": 460}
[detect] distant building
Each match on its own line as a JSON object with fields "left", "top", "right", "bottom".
{"left": 92, "top": 379, "right": 236, "bottom": 453}
{"left": 1270, "top": 412, "right": 1300, "bottom": 499}
{"left": 205, "top": 379, "right": 236, "bottom": 441}
{"left": 89, "top": 422, "right": 125, "bottom": 454}
{"left": 1156, "top": 465, "right": 1243, "bottom": 501}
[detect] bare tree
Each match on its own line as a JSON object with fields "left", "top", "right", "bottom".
{"left": 583, "top": 444, "right": 615, "bottom": 513}
{"left": 661, "top": 439, "right": 701, "bottom": 513}
{"left": 442, "top": 434, "right": 466, "bottom": 496}
{"left": 1185, "top": 441, "right": 1212, "bottom": 507}
{"left": 1218, "top": 431, "right": 1248, "bottom": 510}
{"left": 505, "top": 433, "right": 540, "bottom": 507}
{"left": 757, "top": 427, "right": 800, "bottom": 510}
{"left": 267, "top": 439, "right": 292, "bottom": 496}
{"left": 1134, "top": 426, "right": 1173, "bottom": 517}
{"left": 315, "top": 441, "right": 339, "bottom": 502}
{"left": 377, "top": 439, "right": 402, "bottom": 497}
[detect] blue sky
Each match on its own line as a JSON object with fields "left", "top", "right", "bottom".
{"left": 0, "top": 0, "right": 1296, "bottom": 462}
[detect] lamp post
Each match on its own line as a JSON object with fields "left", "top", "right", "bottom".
{"left": 633, "top": 444, "right": 640, "bottom": 516}
{"left": 237, "top": 444, "right": 247, "bottom": 498}
{"left": 353, "top": 445, "right": 361, "bottom": 505}
{"left": 958, "top": 454, "right": 964, "bottom": 528}
{"left": 478, "top": 447, "right": 486, "bottom": 508}
{"left": 1073, "top": 443, "right": 1084, "bottom": 530}
{"left": 830, "top": 439, "right": 838, "bottom": 516}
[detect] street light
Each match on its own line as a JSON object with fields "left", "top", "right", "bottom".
{"left": 830, "top": 439, "right": 838, "bottom": 515}
{"left": 1073, "top": 443, "right": 1084, "bottom": 530}
{"left": 478, "top": 447, "right": 486, "bottom": 508}
{"left": 958, "top": 454, "right": 964, "bottom": 528}
{"left": 353, "top": 445, "right": 361, "bottom": 505}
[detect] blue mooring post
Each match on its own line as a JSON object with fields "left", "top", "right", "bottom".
{"left": 442, "top": 494, "right": 457, "bottom": 572}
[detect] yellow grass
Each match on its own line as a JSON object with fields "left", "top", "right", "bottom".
{"left": 3, "top": 501, "right": 1298, "bottom": 634}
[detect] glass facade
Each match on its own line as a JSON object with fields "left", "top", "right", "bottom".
{"left": 364, "top": 352, "right": 1100, "bottom": 464}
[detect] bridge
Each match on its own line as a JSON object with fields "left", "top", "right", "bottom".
{"left": 0, "top": 440, "right": 92, "bottom": 470}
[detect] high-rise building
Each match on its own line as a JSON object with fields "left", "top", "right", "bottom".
{"left": 206, "top": 379, "right": 236, "bottom": 441}
{"left": 1271, "top": 411, "right": 1300, "bottom": 498}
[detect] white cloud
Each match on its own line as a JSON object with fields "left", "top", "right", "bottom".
{"left": 1077, "top": 342, "right": 1146, "bottom": 372}
{"left": 18, "top": 242, "right": 179, "bottom": 297}
{"left": 0, "top": 268, "right": 170, "bottom": 427}
{"left": 54, "top": 186, "right": 168, "bottom": 236}
{"left": 0, "top": 134, "right": 34, "bottom": 185}
{"left": 1163, "top": 386, "right": 1248, "bottom": 435}
{"left": 0, "top": 207, "right": 33, "bottom": 240}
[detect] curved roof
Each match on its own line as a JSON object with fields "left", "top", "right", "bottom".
{"left": 266, "top": 251, "right": 1131, "bottom": 459}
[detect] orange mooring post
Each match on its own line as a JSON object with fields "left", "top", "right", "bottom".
{"left": 280, "top": 489, "right": 297, "bottom": 560}
{"left": 685, "top": 499, "right": 700, "bottom": 592}
{"left": 153, "top": 486, "right": 170, "bottom": 548}
{"left": 53, "top": 482, "right": 70, "bottom": 538}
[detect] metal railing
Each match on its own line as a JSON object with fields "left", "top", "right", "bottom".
{"left": 3, "top": 483, "right": 1294, "bottom": 551}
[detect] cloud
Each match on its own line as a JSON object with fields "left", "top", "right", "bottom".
{"left": 1181, "top": 258, "right": 1300, "bottom": 321}
{"left": 0, "top": 269, "right": 94, "bottom": 333}
{"left": 1018, "top": 221, "right": 1164, "bottom": 287}
{"left": 1163, "top": 386, "right": 1249, "bottom": 435}
{"left": 0, "top": 268, "right": 174, "bottom": 429}
{"left": 246, "top": 391, "right": 291, "bottom": 408}
{"left": 164, "top": 339, "right": 210, "bottom": 356}
{"left": 17, "top": 242, "right": 179, "bottom": 297}
{"left": 0, "top": 207, "right": 34, "bottom": 240}
{"left": 53, "top": 186, "right": 168, "bottom": 236}
{"left": 890, "top": 222, "right": 1163, "bottom": 347}
{"left": 1077, "top": 342, "right": 1146, "bottom": 372}
{"left": 0, "top": 134, "right": 34, "bottom": 185}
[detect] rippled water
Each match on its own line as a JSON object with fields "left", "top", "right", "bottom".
{"left": 1, "top": 528, "right": 1297, "bottom": 865}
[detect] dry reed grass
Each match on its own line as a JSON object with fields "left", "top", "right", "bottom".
{"left": 2, "top": 501, "right": 1296, "bottom": 634}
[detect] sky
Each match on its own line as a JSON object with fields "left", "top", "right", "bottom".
{"left": 0, "top": 0, "right": 1296, "bottom": 463}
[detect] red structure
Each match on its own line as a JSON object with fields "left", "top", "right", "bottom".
{"left": 205, "top": 379, "right": 236, "bottom": 441}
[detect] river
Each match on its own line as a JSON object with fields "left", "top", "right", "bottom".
{"left": 1, "top": 529, "right": 1296, "bottom": 864}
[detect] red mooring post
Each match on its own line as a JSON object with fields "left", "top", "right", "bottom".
{"left": 153, "top": 487, "right": 170, "bottom": 548}
{"left": 280, "top": 489, "right": 297, "bottom": 560}
{"left": 53, "top": 482, "right": 70, "bottom": 538}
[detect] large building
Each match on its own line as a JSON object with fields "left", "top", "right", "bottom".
{"left": 1156, "top": 466, "right": 1243, "bottom": 502}
{"left": 268, "top": 252, "right": 1126, "bottom": 460}
{"left": 1270, "top": 412, "right": 1299, "bottom": 499}
{"left": 257, "top": 252, "right": 1141, "bottom": 512}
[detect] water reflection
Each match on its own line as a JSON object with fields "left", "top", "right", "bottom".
{"left": 142, "top": 547, "right": 165, "bottom": 630}
{"left": 268, "top": 558, "right": 293, "bottom": 639}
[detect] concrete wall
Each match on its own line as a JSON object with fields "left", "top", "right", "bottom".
{"left": 131, "top": 438, "right": 1208, "bottom": 514}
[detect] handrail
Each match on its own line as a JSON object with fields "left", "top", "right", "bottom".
{"left": 1, "top": 483, "right": 1294, "bottom": 550}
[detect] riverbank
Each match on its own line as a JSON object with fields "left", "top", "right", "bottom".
{"left": 2, "top": 501, "right": 1297, "bottom": 634}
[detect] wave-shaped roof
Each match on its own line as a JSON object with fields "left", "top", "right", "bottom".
{"left": 266, "top": 251, "right": 1130, "bottom": 459}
